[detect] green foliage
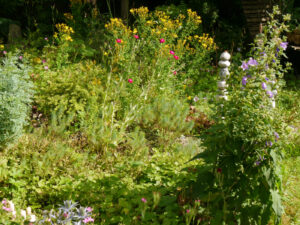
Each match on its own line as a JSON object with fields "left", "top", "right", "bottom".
{"left": 0, "top": 53, "right": 34, "bottom": 149}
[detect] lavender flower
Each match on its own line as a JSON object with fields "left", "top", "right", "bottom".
{"left": 274, "top": 132, "right": 279, "bottom": 142}
{"left": 266, "top": 91, "right": 273, "bottom": 98}
{"left": 265, "top": 77, "right": 269, "bottom": 81}
{"left": 241, "top": 61, "right": 248, "bottom": 71}
{"left": 247, "top": 57, "right": 258, "bottom": 66}
{"left": 280, "top": 42, "right": 288, "bottom": 50}
{"left": 261, "top": 82, "right": 267, "bottom": 90}
{"left": 242, "top": 76, "right": 247, "bottom": 86}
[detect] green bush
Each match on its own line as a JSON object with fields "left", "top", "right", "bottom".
{"left": 0, "top": 53, "right": 34, "bottom": 149}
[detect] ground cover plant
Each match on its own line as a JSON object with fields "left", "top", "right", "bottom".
{"left": 0, "top": 2, "right": 299, "bottom": 225}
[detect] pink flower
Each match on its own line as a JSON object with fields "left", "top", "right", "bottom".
{"left": 134, "top": 35, "right": 139, "bottom": 39}
{"left": 169, "top": 50, "right": 175, "bottom": 55}
{"left": 141, "top": 198, "right": 147, "bottom": 203}
{"left": 63, "top": 213, "right": 68, "bottom": 218}
{"left": 45, "top": 37, "right": 48, "bottom": 41}
{"left": 44, "top": 66, "right": 49, "bottom": 70}
{"left": 42, "top": 59, "right": 46, "bottom": 64}
{"left": 83, "top": 217, "right": 94, "bottom": 223}
{"left": 128, "top": 78, "right": 133, "bottom": 83}
{"left": 86, "top": 207, "right": 93, "bottom": 212}
{"left": 186, "top": 209, "right": 190, "bottom": 213}
{"left": 19, "top": 56, "right": 23, "bottom": 60}
{"left": 116, "top": 39, "right": 122, "bottom": 43}
{"left": 1, "top": 199, "right": 7, "bottom": 205}
{"left": 173, "top": 71, "right": 177, "bottom": 75}
{"left": 3, "top": 51, "right": 7, "bottom": 54}
{"left": 174, "top": 55, "right": 179, "bottom": 60}
{"left": 159, "top": 38, "right": 165, "bottom": 43}
{"left": 2, "top": 206, "right": 11, "bottom": 212}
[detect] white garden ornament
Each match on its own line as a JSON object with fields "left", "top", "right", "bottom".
{"left": 217, "top": 51, "right": 231, "bottom": 100}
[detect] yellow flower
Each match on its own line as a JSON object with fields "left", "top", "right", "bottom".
{"left": 133, "top": 28, "right": 137, "bottom": 34}
{"left": 64, "top": 13, "right": 74, "bottom": 20}
{"left": 187, "top": 96, "right": 192, "bottom": 100}
{"left": 0, "top": 44, "right": 4, "bottom": 50}
{"left": 104, "top": 52, "right": 108, "bottom": 56}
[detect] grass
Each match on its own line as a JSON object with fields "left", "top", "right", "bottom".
{"left": 282, "top": 156, "right": 300, "bottom": 225}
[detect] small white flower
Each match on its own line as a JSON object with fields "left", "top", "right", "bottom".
{"left": 7, "top": 201, "right": 15, "bottom": 212}
{"left": 193, "top": 96, "right": 199, "bottom": 102}
{"left": 21, "top": 209, "right": 27, "bottom": 219}
{"left": 30, "top": 214, "right": 36, "bottom": 222}
{"left": 26, "top": 207, "right": 32, "bottom": 216}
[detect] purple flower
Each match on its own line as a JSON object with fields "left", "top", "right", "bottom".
{"left": 255, "top": 160, "right": 261, "bottom": 166}
{"left": 265, "top": 64, "right": 269, "bottom": 69}
{"left": 247, "top": 57, "right": 258, "bottom": 66}
{"left": 262, "top": 82, "right": 267, "bottom": 90}
{"left": 42, "top": 59, "right": 46, "bottom": 64}
{"left": 272, "top": 59, "right": 276, "bottom": 63}
{"left": 274, "top": 132, "right": 279, "bottom": 142}
{"left": 260, "top": 51, "right": 266, "bottom": 56}
{"left": 266, "top": 91, "right": 273, "bottom": 98}
{"left": 83, "top": 217, "right": 94, "bottom": 223}
{"left": 242, "top": 76, "right": 247, "bottom": 86}
{"left": 280, "top": 42, "right": 288, "bottom": 50}
{"left": 265, "top": 141, "right": 273, "bottom": 147}
{"left": 86, "top": 207, "right": 93, "bottom": 212}
{"left": 241, "top": 61, "right": 249, "bottom": 71}
{"left": 141, "top": 198, "right": 147, "bottom": 203}
{"left": 276, "top": 48, "right": 280, "bottom": 52}
{"left": 265, "top": 77, "right": 269, "bottom": 81}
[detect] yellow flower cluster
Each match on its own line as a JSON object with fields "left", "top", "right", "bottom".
{"left": 198, "top": 33, "right": 216, "bottom": 50}
{"left": 130, "top": 7, "right": 149, "bottom": 19}
{"left": 0, "top": 44, "right": 4, "bottom": 50}
{"left": 55, "top": 23, "right": 74, "bottom": 42}
{"left": 105, "top": 18, "right": 131, "bottom": 36}
{"left": 64, "top": 13, "right": 74, "bottom": 20}
{"left": 187, "top": 9, "right": 202, "bottom": 25}
{"left": 56, "top": 23, "right": 74, "bottom": 34}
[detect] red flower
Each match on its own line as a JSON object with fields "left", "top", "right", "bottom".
{"left": 159, "top": 38, "right": 165, "bottom": 43}
{"left": 217, "top": 168, "right": 222, "bottom": 173}
{"left": 128, "top": 78, "right": 133, "bottom": 83}
{"left": 174, "top": 55, "right": 179, "bottom": 60}
{"left": 116, "top": 39, "right": 122, "bottom": 43}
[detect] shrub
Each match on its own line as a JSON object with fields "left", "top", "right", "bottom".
{"left": 0, "top": 53, "right": 34, "bottom": 149}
